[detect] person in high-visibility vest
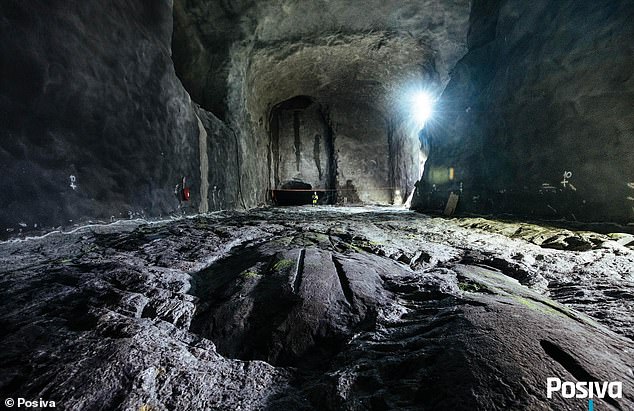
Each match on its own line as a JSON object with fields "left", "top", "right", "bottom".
{"left": 312, "top": 191, "right": 318, "bottom": 206}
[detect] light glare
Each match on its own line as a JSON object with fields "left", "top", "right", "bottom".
{"left": 412, "top": 91, "right": 434, "bottom": 126}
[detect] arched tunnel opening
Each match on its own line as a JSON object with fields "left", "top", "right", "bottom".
{"left": 268, "top": 95, "right": 337, "bottom": 206}
{"left": 267, "top": 94, "right": 422, "bottom": 207}
{"left": 1, "top": 1, "right": 634, "bottom": 410}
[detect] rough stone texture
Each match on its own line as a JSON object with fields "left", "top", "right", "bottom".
{"left": 331, "top": 101, "right": 391, "bottom": 204}
{"left": 173, "top": 0, "right": 472, "bottom": 115}
{"left": 172, "top": 0, "right": 241, "bottom": 120}
{"left": 0, "top": 0, "right": 202, "bottom": 235}
{"left": 271, "top": 99, "right": 334, "bottom": 192}
{"left": 413, "top": 0, "right": 634, "bottom": 225}
{"left": 172, "top": 0, "right": 473, "bottom": 207}
{"left": 193, "top": 105, "right": 244, "bottom": 210}
{"left": 389, "top": 120, "right": 422, "bottom": 204}
{"left": 270, "top": 96, "right": 420, "bottom": 205}
{"left": 0, "top": 0, "right": 248, "bottom": 236}
{"left": 239, "top": 32, "right": 442, "bottom": 206}
{"left": 1, "top": 207, "right": 633, "bottom": 409}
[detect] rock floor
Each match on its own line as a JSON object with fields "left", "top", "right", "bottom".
{"left": 0, "top": 206, "right": 633, "bottom": 410}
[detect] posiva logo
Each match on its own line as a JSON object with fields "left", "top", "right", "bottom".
{"left": 547, "top": 377, "right": 623, "bottom": 409}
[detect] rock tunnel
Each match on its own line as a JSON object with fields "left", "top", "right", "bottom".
{"left": 1, "top": 1, "right": 634, "bottom": 410}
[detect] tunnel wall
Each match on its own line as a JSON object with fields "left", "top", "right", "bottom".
{"left": 412, "top": 0, "right": 634, "bottom": 225}
{"left": 272, "top": 103, "right": 332, "bottom": 191}
{"left": 330, "top": 102, "right": 392, "bottom": 204}
{"left": 389, "top": 119, "right": 421, "bottom": 205}
{"left": 193, "top": 105, "right": 243, "bottom": 211}
{"left": 172, "top": 0, "right": 473, "bottom": 209}
{"left": 270, "top": 98, "right": 402, "bottom": 206}
{"left": 0, "top": 0, "right": 220, "bottom": 234}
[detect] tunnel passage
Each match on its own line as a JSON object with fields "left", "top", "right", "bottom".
{"left": 268, "top": 95, "right": 419, "bottom": 206}
{"left": 240, "top": 31, "right": 433, "bottom": 209}
{"left": 269, "top": 96, "right": 336, "bottom": 205}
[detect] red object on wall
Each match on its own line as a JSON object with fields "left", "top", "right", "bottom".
{"left": 182, "top": 187, "right": 190, "bottom": 201}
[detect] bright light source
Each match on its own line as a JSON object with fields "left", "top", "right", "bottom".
{"left": 412, "top": 91, "right": 434, "bottom": 126}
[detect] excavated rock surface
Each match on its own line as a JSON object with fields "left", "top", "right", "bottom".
{"left": 1, "top": 207, "right": 633, "bottom": 410}
{"left": 173, "top": 0, "right": 472, "bottom": 116}
{"left": 0, "top": 1, "right": 202, "bottom": 232}
{"left": 173, "top": 0, "right": 473, "bottom": 208}
{"left": 0, "top": 1, "right": 245, "bottom": 236}
{"left": 413, "top": 0, "right": 634, "bottom": 224}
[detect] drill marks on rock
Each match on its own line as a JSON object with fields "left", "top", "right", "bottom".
{"left": 189, "top": 245, "right": 389, "bottom": 369}
{"left": 540, "top": 340, "right": 622, "bottom": 410}
{"left": 191, "top": 250, "right": 299, "bottom": 364}
{"left": 521, "top": 295, "right": 586, "bottom": 325}
{"left": 3, "top": 207, "right": 634, "bottom": 410}
{"left": 540, "top": 340, "right": 595, "bottom": 382}
{"left": 293, "top": 248, "right": 305, "bottom": 293}
{"left": 313, "top": 133, "right": 322, "bottom": 180}
{"left": 225, "top": 211, "right": 632, "bottom": 345}
{"left": 331, "top": 253, "right": 354, "bottom": 307}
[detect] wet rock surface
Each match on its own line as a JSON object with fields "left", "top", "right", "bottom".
{"left": 1, "top": 207, "right": 633, "bottom": 410}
